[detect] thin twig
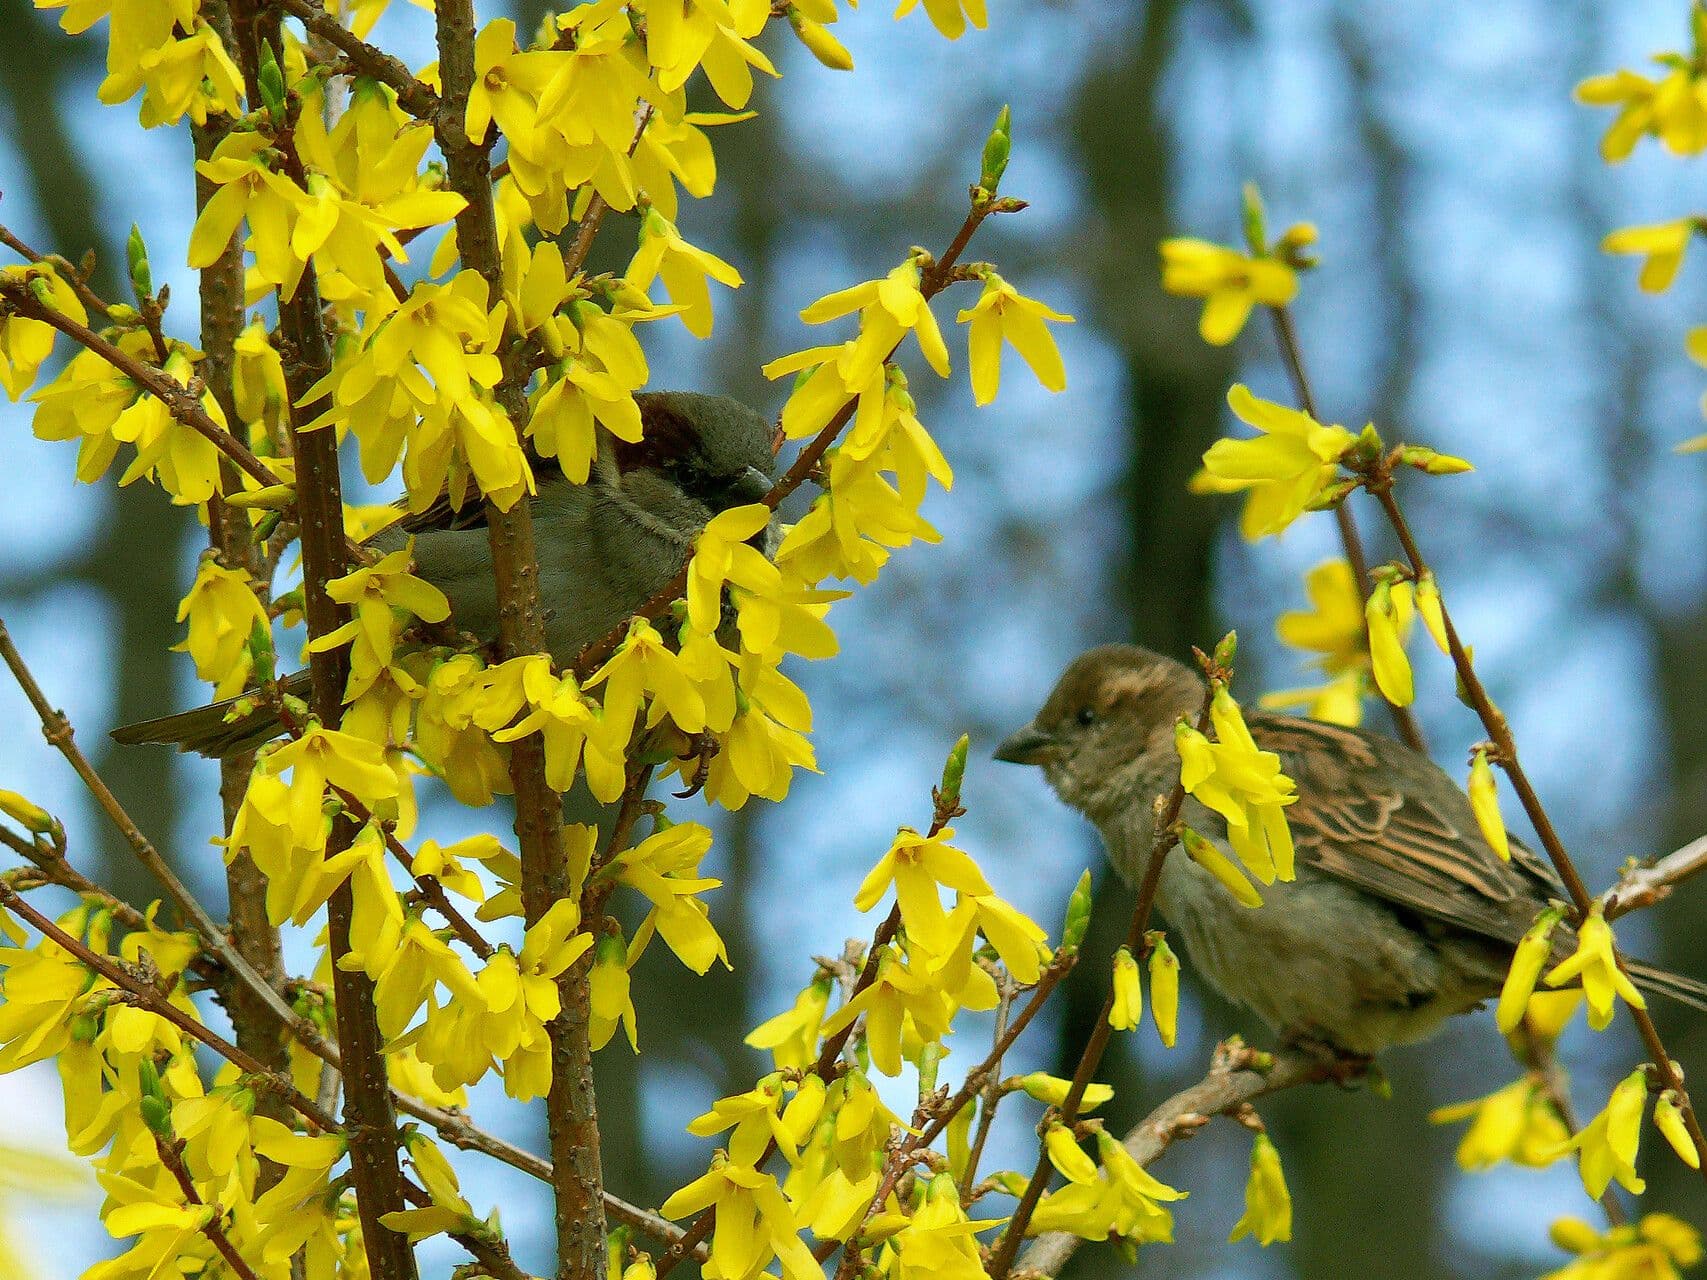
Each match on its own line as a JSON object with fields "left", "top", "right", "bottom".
{"left": 1268, "top": 303, "right": 1428, "bottom": 754}
{"left": 275, "top": 0, "right": 439, "bottom": 118}
{"left": 153, "top": 1134, "right": 267, "bottom": 1280}
{"left": 0, "top": 283, "right": 285, "bottom": 491}
{"left": 1607, "top": 833, "right": 1707, "bottom": 921}
{"left": 0, "top": 881, "right": 338, "bottom": 1132}
{"left": 1365, "top": 478, "right": 1707, "bottom": 1178}
{"left": 985, "top": 678, "right": 1218, "bottom": 1280}
{"left": 1014, "top": 1042, "right": 1330, "bottom": 1277}
{"left": 0, "top": 223, "right": 114, "bottom": 321}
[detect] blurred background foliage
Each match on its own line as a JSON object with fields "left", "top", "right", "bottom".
{"left": 1, "top": 0, "right": 1705, "bottom": 1276}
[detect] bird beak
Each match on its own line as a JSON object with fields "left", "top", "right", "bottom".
{"left": 731, "top": 465, "right": 774, "bottom": 506}
{"left": 993, "top": 723, "right": 1056, "bottom": 766}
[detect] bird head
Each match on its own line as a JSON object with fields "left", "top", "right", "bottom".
{"left": 995, "top": 645, "right": 1203, "bottom": 819}
{"left": 625, "top": 391, "right": 777, "bottom": 501}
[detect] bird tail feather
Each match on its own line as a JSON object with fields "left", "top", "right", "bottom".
{"left": 1626, "top": 958, "right": 1707, "bottom": 1015}
{"left": 109, "top": 671, "right": 309, "bottom": 758}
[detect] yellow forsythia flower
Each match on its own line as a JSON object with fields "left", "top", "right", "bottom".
{"left": 0, "top": 789, "right": 56, "bottom": 834}
{"left": 1108, "top": 947, "right": 1142, "bottom": 1031}
{"left": 1197, "top": 384, "right": 1354, "bottom": 540}
{"left": 0, "top": 263, "right": 86, "bottom": 399}
{"left": 853, "top": 826, "right": 991, "bottom": 955}
{"left": 1229, "top": 1132, "right": 1291, "bottom": 1246}
{"left": 1414, "top": 571, "right": 1449, "bottom": 652}
{"left": 1149, "top": 933, "right": 1180, "bottom": 1048}
{"left": 1428, "top": 1077, "right": 1570, "bottom": 1170}
{"left": 1603, "top": 219, "right": 1699, "bottom": 292}
{"left": 1545, "top": 904, "right": 1645, "bottom": 1032}
{"left": 1545, "top": 1213, "right": 1702, "bottom": 1280}
{"left": 1563, "top": 1070, "right": 1648, "bottom": 1199}
{"left": 1497, "top": 907, "right": 1564, "bottom": 1034}
{"left": 1467, "top": 747, "right": 1510, "bottom": 861}
{"left": 1175, "top": 686, "right": 1298, "bottom": 884}
{"left": 893, "top": 0, "right": 988, "bottom": 41}
{"left": 1013, "top": 1073, "right": 1114, "bottom": 1113}
{"left": 954, "top": 272, "right": 1074, "bottom": 406}
{"left": 1159, "top": 239, "right": 1297, "bottom": 345}
{"left": 746, "top": 976, "right": 833, "bottom": 1071}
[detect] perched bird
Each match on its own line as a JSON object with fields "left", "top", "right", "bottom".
{"left": 995, "top": 644, "right": 1707, "bottom": 1056}
{"left": 113, "top": 391, "right": 779, "bottom": 757}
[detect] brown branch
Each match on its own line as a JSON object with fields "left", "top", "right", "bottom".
{"left": 572, "top": 191, "right": 1023, "bottom": 677}
{"left": 985, "top": 679, "right": 1217, "bottom": 1280}
{"left": 1014, "top": 1042, "right": 1330, "bottom": 1277}
{"left": 1268, "top": 303, "right": 1427, "bottom": 754}
{"left": 0, "top": 281, "right": 285, "bottom": 491}
{"left": 274, "top": 0, "right": 439, "bottom": 118}
{"left": 1364, "top": 479, "right": 1707, "bottom": 1179}
{"left": 433, "top": 0, "right": 601, "bottom": 1274}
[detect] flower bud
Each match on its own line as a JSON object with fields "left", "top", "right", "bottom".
{"left": 1497, "top": 906, "right": 1564, "bottom": 1034}
{"left": 1060, "top": 869, "right": 1093, "bottom": 952}
{"left": 980, "top": 104, "right": 1012, "bottom": 193}
{"left": 126, "top": 225, "right": 152, "bottom": 302}
{"left": 1467, "top": 748, "right": 1509, "bottom": 861}
{"left": 1180, "top": 826, "right": 1263, "bottom": 908}
{"left": 1148, "top": 932, "right": 1180, "bottom": 1048}
{"left": 1240, "top": 182, "right": 1269, "bottom": 256}
{"left": 0, "top": 789, "right": 56, "bottom": 835}
{"left": 938, "top": 733, "right": 968, "bottom": 815}
{"left": 1654, "top": 1090, "right": 1700, "bottom": 1169}
{"left": 787, "top": 9, "right": 854, "bottom": 70}
{"left": 1108, "top": 946, "right": 1142, "bottom": 1031}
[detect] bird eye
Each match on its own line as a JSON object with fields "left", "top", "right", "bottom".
{"left": 1075, "top": 707, "right": 1096, "bottom": 727}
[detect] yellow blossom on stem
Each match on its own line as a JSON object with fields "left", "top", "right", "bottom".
{"left": 1429, "top": 1077, "right": 1570, "bottom": 1170}
{"left": 1603, "top": 219, "right": 1699, "bottom": 293}
{"left": 306, "top": 543, "right": 450, "bottom": 700}
{"left": 608, "top": 822, "right": 729, "bottom": 975}
{"left": 1228, "top": 1132, "right": 1291, "bottom": 1246}
{"left": 264, "top": 724, "right": 399, "bottom": 837}
{"left": 1013, "top": 1073, "right": 1114, "bottom": 1113}
{"left": 1108, "top": 946, "right": 1142, "bottom": 1032}
{"left": 1562, "top": 1069, "right": 1648, "bottom": 1199}
{"left": 1159, "top": 238, "right": 1297, "bottom": 345}
{"left": 586, "top": 616, "right": 708, "bottom": 738}
{"left": 799, "top": 257, "right": 951, "bottom": 385}
{"left": 174, "top": 557, "right": 268, "bottom": 698}
{"left": 589, "top": 930, "right": 638, "bottom": 1052}
{"left": 0, "top": 264, "right": 86, "bottom": 399}
{"left": 627, "top": 207, "right": 743, "bottom": 338}
{"left": 1577, "top": 54, "right": 1707, "bottom": 160}
{"left": 745, "top": 975, "right": 832, "bottom": 1071}
{"left": 1544, "top": 904, "right": 1645, "bottom": 1031}
{"left": 955, "top": 272, "right": 1074, "bottom": 406}
{"left": 491, "top": 655, "right": 628, "bottom": 801}
{"left": 661, "top": 1154, "right": 820, "bottom": 1280}
{"left": 1176, "top": 686, "right": 1298, "bottom": 884}
{"left": 853, "top": 826, "right": 992, "bottom": 955}
{"left": 816, "top": 947, "right": 951, "bottom": 1077}
{"left": 686, "top": 1073, "right": 794, "bottom": 1167}
{"left": 1545, "top": 1213, "right": 1703, "bottom": 1280}
{"left": 1198, "top": 384, "right": 1355, "bottom": 540}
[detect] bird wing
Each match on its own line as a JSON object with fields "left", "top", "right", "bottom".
{"left": 1247, "top": 714, "right": 1561, "bottom": 944}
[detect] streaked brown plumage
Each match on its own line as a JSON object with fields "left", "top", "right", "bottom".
{"left": 996, "top": 644, "right": 1707, "bottom": 1054}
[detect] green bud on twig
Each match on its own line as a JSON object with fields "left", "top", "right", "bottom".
{"left": 1241, "top": 182, "right": 1269, "bottom": 256}
{"left": 258, "top": 43, "right": 288, "bottom": 120}
{"left": 1212, "top": 630, "right": 1238, "bottom": 673}
{"left": 980, "top": 105, "right": 1012, "bottom": 194}
{"left": 1061, "top": 869, "right": 1094, "bottom": 952}
{"left": 126, "top": 225, "right": 152, "bottom": 303}
{"left": 1396, "top": 444, "right": 1474, "bottom": 475}
{"left": 248, "top": 617, "right": 275, "bottom": 685}
{"left": 937, "top": 733, "right": 968, "bottom": 816}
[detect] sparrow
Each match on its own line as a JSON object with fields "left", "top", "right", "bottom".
{"left": 995, "top": 644, "right": 1707, "bottom": 1056}
{"left": 113, "top": 391, "right": 779, "bottom": 758}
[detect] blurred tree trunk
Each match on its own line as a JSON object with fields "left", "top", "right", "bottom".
{"left": 0, "top": 0, "right": 189, "bottom": 911}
